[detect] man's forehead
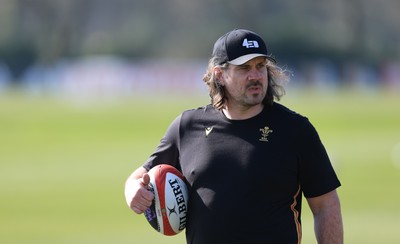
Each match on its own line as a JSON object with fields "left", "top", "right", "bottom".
{"left": 238, "top": 56, "right": 267, "bottom": 66}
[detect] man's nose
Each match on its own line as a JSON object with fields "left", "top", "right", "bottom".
{"left": 248, "top": 68, "right": 263, "bottom": 81}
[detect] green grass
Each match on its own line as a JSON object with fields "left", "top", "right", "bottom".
{"left": 1, "top": 89, "right": 399, "bottom": 243}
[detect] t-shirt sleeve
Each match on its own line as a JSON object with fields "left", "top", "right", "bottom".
{"left": 297, "top": 118, "right": 341, "bottom": 198}
{"left": 142, "top": 114, "right": 181, "bottom": 172}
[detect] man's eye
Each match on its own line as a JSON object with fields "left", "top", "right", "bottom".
{"left": 257, "top": 64, "right": 267, "bottom": 69}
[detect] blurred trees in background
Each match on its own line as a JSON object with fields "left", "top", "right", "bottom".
{"left": 0, "top": 0, "right": 399, "bottom": 82}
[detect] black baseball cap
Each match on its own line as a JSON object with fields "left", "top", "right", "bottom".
{"left": 212, "top": 29, "right": 275, "bottom": 65}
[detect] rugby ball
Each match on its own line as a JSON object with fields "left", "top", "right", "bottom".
{"left": 144, "top": 164, "right": 189, "bottom": 236}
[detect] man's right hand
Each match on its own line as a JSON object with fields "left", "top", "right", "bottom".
{"left": 125, "top": 168, "right": 155, "bottom": 214}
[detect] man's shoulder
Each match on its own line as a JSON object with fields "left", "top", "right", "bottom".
{"left": 270, "top": 102, "right": 311, "bottom": 129}
{"left": 182, "top": 104, "right": 217, "bottom": 117}
{"left": 271, "top": 102, "right": 305, "bottom": 119}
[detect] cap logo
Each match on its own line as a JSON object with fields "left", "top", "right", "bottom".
{"left": 242, "top": 38, "right": 259, "bottom": 48}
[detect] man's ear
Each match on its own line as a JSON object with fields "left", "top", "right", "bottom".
{"left": 214, "top": 67, "right": 224, "bottom": 86}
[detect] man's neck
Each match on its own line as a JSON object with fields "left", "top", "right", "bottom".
{"left": 222, "top": 103, "right": 264, "bottom": 120}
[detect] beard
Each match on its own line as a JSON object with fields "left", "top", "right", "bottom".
{"left": 241, "top": 81, "right": 267, "bottom": 106}
{"left": 224, "top": 80, "right": 269, "bottom": 110}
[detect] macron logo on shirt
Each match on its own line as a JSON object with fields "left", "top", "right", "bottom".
{"left": 242, "top": 38, "right": 259, "bottom": 48}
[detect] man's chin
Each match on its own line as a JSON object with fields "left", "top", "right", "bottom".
{"left": 243, "top": 98, "right": 264, "bottom": 107}
{"left": 247, "top": 93, "right": 265, "bottom": 104}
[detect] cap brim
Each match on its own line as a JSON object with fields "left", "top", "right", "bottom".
{"left": 228, "top": 54, "right": 268, "bottom": 65}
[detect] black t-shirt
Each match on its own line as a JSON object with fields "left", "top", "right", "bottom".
{"left": 143, "top": 103, "right": 341, "bottom": 244}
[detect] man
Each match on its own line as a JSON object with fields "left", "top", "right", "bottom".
{"left": 125, "top": 29, "right": 343, "bottom": 244}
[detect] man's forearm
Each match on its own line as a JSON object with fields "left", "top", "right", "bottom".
{"left": 313, "top": 199, "right": 343, "bottom": 244}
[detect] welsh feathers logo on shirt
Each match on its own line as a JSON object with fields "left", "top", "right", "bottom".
{"left": 259, "top": 126, "right": 273, "bottom": 142}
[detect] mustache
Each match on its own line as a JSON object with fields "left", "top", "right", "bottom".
{"left": 246, "top": 81, "right": 263, "bottom": 89}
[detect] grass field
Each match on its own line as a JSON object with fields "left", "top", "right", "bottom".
{"left": 1, "top": 88, "right": 399, "bottom": 243}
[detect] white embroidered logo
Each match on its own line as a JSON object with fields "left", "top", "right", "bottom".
{"left": 242, "top": 38, "right": 259, "bottom": 48}
{"left": 205, "top": 127, "right": 214, "bottom": 137}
